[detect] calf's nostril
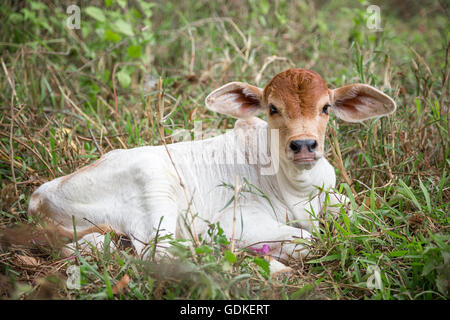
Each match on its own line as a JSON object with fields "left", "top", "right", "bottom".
{"left": 289, "top": 141, "right": 302, "bottom": 153}
{"left": 308, "top": 140, "right": 318, "bottom": 152}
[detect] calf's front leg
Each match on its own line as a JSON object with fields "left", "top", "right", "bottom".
{"left": 216, "top": 206, "right": 312, "bottom": 276}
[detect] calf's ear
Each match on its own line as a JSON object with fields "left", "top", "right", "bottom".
{"left": 205, "top": 82, "right": 264, "bottom": 119}
{"left": 330, "top": 84, "right": 396, "bottom": 122}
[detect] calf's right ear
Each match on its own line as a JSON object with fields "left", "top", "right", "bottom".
{"left": 205, "top": 82, "right": 264, "bottom": 119}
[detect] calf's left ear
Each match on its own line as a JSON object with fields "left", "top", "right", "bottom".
{"left": 330, "top": 84, "right": 396, "bottom": 122}
{"left": 205, "top": 82, "right": 264, "bottom": 119}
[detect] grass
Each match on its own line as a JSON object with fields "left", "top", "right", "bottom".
{"left": 0, "top": 0, "right": 449, "bottom": 300}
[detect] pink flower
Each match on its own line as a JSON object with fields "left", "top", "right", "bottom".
{"left": 250, "top": 244, "right": 271, "bottom": 255}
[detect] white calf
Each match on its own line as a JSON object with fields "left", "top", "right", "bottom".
{"left": 28, "top": 68, "right": 396, "bottom": 274}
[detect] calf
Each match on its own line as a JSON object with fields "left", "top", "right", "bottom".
{"left": 28, "top": 68, "right": 396, "bottom": 274}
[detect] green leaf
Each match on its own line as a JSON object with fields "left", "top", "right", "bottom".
{"left": 398, "top": 179, "right": 422, "bottom": 211}
{"left": 292, "top": 238, "right": 312, "bottom": 245}
{"left": 219, "top": 195, "right": 235, "bottom": 212}
{"left": 117, "top": 0, "right": 127, "bottom": 8}
{"left": 307, "top": 254, "right": 340, "bottom": 264}
{"left": 253, "top": 257, "right": 270, "bottom": 276}
{"left": 422, "top": 257, "right": 437, "bottom": 276}
{"left": 415, "top": 98, "right": 422, "bottom": 116}
{"left": 103, "top": 232, "right": 111, "bottom": 259}
{"left": 30, "top": 1, "right": 47, "bottom": 10}
{"left": 105, "top": 30, "right": 121, "bottom": 42}
{"left": 224, "top": 250, "right": 237, "bottom": 263}
{"left": 9, "top": 13, "right": 24, "bottom": 23}
{"left": 260, "top": 0, "right": 270, "bottom": 14}
{"left": 291, "top": 284, "right": 314, "bottom": 299}
{"left": 103, "top": 268, "right": 113, "bottom": 299}
{"left": 340, "top": 247, "right": 348, "bottom": 268}
{"left": 22, "top": 8, "right": 36, "bottom": 22}
{"left": 418, "top": 177, "right": 432, "bottom": 213}
{"left": 195, "top": 245, "right": 212, "bottom": 255}
{"left": 127, "top": 45, "right": 142, "bottom": 58}
{"left": 115, "top": 20, "right": 134, "bottom": 36}
{"left": 389, "top": 250, "right": 408, "bottom": 257}
{"left": 117, "top": 69, "right": 131, "bottom": 88}
{"left": 85, "top": 7, "right": 106, "bottom": 22}
{"left": 386, "top": 230, "right": 406, "bottom": 241}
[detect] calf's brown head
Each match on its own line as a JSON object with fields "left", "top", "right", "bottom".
{"left": 205, "top": 68, "right": 396, "bottom": 167}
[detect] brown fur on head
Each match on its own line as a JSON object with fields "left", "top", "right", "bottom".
{"left": 263, "top": 69, "right": 329, "bottom": 114}
{"left": 262, "top": 69, "right": 331, "bottom": 162}
{"left": 205, "top": 67, "right": 396, "bottom": 167}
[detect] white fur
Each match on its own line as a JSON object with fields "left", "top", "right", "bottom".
{"left": 29, "top": 119, "right": 347, "bottom": 263}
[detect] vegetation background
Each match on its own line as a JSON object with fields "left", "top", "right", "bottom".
{"left": 0, "top": 0, "right": 448, "bottom": 300}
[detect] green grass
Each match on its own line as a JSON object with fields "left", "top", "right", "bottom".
{"left": 0, "top": 0, "right": 448, "bottom": 300}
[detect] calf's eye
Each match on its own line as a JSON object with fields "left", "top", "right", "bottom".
{"left": 269, "top": 104, "right": 278, "bottom": 115}
{"left": 322, "top": 104, "right": 331, "bottom": 115}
